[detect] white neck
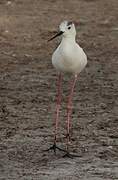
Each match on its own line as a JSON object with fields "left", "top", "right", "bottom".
{"left": 62, "top": 35, "right": 76, "bottom": 43}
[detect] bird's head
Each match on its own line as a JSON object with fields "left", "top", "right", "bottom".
{"left": 48, "top": 20, "right": 76, "bottom": 41}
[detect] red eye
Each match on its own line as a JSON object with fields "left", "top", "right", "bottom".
{"left": 68, "top": 26, "right": 71, "bottom": 30}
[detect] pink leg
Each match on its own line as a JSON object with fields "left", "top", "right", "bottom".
{"left": 66, "top": 74, "right": 78, "bottom": 151}
{"left": 54, "top": 73, "right": 62, "bottom": 144}
{"left": 45, "top": 73, "right": 66, "bottom": 153}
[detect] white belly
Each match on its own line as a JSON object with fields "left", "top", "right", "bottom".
{"left": 52, "top": 43, "right": 87, "bottom": 74}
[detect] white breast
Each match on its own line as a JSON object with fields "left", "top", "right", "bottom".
{"left": 52, "top": 39, "right": 87, "bottom": 74}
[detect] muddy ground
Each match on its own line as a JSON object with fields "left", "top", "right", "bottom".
{"left": 0, "top": 0, "right": 118, "bottom": 179}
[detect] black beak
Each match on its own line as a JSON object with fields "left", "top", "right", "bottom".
{"left": 48, "top": 31, "right": 64, "bottom": 41}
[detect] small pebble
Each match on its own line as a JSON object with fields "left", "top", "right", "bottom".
{"left": 6, "top": 1, "right": 12, "bottom": 5}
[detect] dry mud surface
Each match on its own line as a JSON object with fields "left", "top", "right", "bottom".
{"left": 0, "top": 0, "right": 118, "bottom": 179}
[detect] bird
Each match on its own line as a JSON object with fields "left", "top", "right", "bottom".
{"left": 47, "top": 20, "right": 87, "bottom": 158}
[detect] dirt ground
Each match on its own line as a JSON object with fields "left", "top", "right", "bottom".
{"left": 0, "top": 0, "right": 118, "bottom": 179}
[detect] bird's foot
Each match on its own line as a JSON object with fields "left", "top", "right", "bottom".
{"left": 44, "top": 143, "right": 66, "bottom": 154}
{"left": 63, "top": 152, "right": 81, "bottom": 158}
